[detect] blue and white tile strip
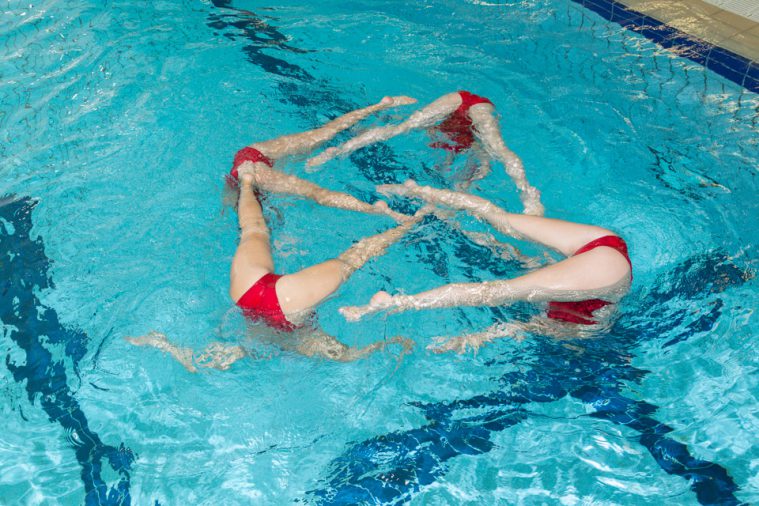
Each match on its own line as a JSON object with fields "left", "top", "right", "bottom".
{"left": 572, "top": 0, "right": 759, "bottom": 93}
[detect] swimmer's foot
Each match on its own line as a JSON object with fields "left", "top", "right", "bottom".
{"left": 377, "top": 179, "right": 421, "bottom": 198}
{"left": 340, "top": 291, "right": 394, "bottom": 322}
{"left": 378, "top": 95, "right": 417, "bottom": 108}
{"left": 237, "top": 164, "right": 257, "bottom": 183}
{"left": 306, "top": 147, "right": 340, "bottom": 167}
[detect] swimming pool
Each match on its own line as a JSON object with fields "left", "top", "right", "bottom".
{"left": 1, "top": 0, "right": 757, "bottom": 504}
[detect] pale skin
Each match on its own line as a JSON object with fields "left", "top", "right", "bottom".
{"left": 128, "top": 97, "right": 424, "bottom": 367}
{"left": 307, "top": 91, "right": 544, "bottom": 216}
{"left": 339, "top": 180, "right": 631, "bottom": 352}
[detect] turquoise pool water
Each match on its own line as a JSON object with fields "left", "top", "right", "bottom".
{"left": 1, "top": 0, "right": 757, "bottom": 504}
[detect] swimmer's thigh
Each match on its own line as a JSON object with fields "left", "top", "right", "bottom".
{"left": 276, "top": 259, "right": 346, "bottom": 314}
{"left": 230, "top": 234, "right": 274, "bottom": 301}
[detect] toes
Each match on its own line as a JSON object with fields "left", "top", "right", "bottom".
{"left": 339, "top": 306, "right": 360, "bottom": 321}
{"left": 391, "top": 96, "right": 417, "bottom": 105}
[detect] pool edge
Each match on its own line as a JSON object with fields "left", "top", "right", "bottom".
{"left": 571, "top": 0, "right": 759, "bottom": 93}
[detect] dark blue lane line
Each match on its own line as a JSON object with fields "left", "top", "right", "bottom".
{"left": 1, "top": 195, "right": 134, "bottom": 506}
{"left": 308, "top": 252, "right": 748, "bottom": 505}
{"left": 569, "top": 0, "right": 758, "bottom": 93}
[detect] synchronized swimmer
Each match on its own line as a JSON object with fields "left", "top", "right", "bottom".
{"left": 129, "top": 96, "right": 422, "bottom": 367}
{"left": 308, "top": 91, "right": 544, "bottom": 216}
{"left": 128, "top": 90, "right": 632, "bottom": 368}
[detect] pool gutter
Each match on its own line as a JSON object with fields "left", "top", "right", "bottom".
{"left": 571, "top": 0, "right": 759, "bottom": 93}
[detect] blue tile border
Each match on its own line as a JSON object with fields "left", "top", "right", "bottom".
{"left": 570, "top": 0, "right": 759, "bottom": 94}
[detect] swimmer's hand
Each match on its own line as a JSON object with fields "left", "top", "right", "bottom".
{"left": 340, "top": 291, "right": 395, "bottom": 321}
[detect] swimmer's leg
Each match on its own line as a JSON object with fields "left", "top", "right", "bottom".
{"left": 307, "top": 92, "right": 462, "bottom": 167}
{"left": 378, "top": 180, "right": 610, "bottom": 256}
{"left": 296, "top": 330, "right": 414, "bottom": 362}
{"left": 456, "top": 144, "right": 492, "bottom": 191}
{"left": 275, "top": 210, "right": 427, "bottom": 316}
{"left": 427, "top": 322, "right": 528, "bottom": 355}
{"left": 255, "top": 96, "right": 417, "bottom": 159}
{"left": 340, "top": 243, "right": 630, "bottom": 322}
{"left": 467, "top": 104, "right": 544, "bottom": 216}
{"left": 230, "top": 174, "right": 275, "bottom": 302}
{"left": 246, "top": 164, "right": 409, "bottom": 222}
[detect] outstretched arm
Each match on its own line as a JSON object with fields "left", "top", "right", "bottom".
{"left": 307, "top": 93, "right": 461, "bottom": 167}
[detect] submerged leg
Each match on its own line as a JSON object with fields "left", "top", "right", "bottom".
{"left": 307, "top": 93, "right": 461, "bottom": 167}
{"left": 378, "top": 180, "right": 611, "bottom": 256}
{"left": 295, "top": 330, "right": 414, "bottom": 362}
{"left": 468, "top": 104, "right": 544, "bottom": 216}
{"left": 255, "top": 96, "right": 417, "bottom": 159}
{"left": 230, "top": 174, "right": 275, "bottom": 302}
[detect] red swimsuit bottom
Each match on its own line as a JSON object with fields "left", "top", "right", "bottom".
{"left": 430, "top": 90, "right": 494, "bottom": 153}
{"left": 546, "top": 236, "right": 632, "bottom": 325}
{"left": 236, "top": 273, "right": 295, "bottom": 332}
{"left": 228, "top": 146, "right": 273, "bottom": 185}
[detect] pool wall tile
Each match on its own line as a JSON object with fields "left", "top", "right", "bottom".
{"left": 570, "top": 0, "right": 758, "bottom": 93}
{"left": 744, "top": 63, "right": 759, "bottom": 92}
